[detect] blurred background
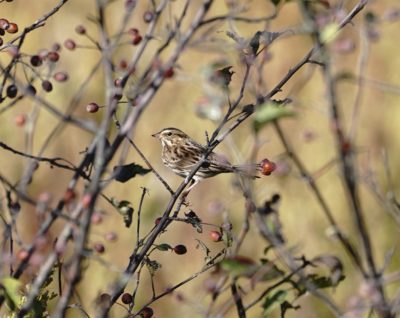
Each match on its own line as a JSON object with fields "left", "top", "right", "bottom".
{"left": 1, "top": 0, "right": 400, "bottom": 317}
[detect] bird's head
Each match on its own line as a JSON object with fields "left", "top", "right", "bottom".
{"left": 152, "top": 127, "right": 189, "bottom": 147}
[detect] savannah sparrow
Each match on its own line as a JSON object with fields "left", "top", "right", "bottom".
{"left": 152, "top": 127, "right": 261, "bottom": 193}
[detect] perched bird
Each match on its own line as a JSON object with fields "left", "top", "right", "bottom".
{"left": 152, "top": 127, "right": 261, "bottom": 194}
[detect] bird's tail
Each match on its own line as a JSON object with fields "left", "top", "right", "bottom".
{"left": 232, "top": 163, "right": 261, "bottom": 179}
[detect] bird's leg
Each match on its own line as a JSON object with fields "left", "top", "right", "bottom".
{"left": 180, "top": 179, "right": 198, "bottom": 202}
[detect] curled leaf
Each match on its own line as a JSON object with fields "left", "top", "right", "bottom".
{"left": 312, "top": 255, "right": 344, "bottom": 287}
{"left": 111, "top": 198, "right": 134, "bottom": 227}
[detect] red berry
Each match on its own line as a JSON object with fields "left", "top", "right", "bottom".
{"left": 82, "top": 194, "right": 92, "bottom": 208}
{"left": 0, "top": 18, "right": 9, "bottom": 30}
{"left": 154, "top": 217, "right": 162, "bottom": 226}
{"left": 163, "top": 67, "right": 174, "bottom": 78}
{"left": 341, "top": 140, "right": 351, "bottom": 153}
{"left": 17, "top": 249, "right": 29, "bottom": 261}
{"left": 210, "top": 231, "right": 222, "bottom": 242}
{"left": 15, "top": 114, "right": 26, "bottom": 126}
{"left": 75, "top": 25, "right": 86, "bottom": 35}
{"left": 140, "top": 307, "right": 154, "bottom": 318}
{"left": 86, "top": 102, "right": 99, "bottom": 113}
{"left": 119, "top": 59, "right": 128, "bottom": 70}
{"left": 260, "top": 158, "right": 276, "bottom": 176}
{"left": 132, "top": 34, "right": 142, "bottom": 45}
{"left": 64, "top": 39, "right": 76, "bottom": 50}
{"left": 121, "top": 293, "right": 133, "bottom": 304}
{"left": 48, "top": 51, "right": 60, "bottom": 62}
{"left": 173, "top": 244, "right": 187, "bottom": 255}
{"left": 7, "top": 22, "right": 18, "bottom": 34}
{"left": 105, "top": 232, "right": 118, "bottom": 242}
{"left": 93, "top": 242, "right": 105, "bottom": 254}
{"left": 53, "top": 71, "right": 69, "bottom": 82}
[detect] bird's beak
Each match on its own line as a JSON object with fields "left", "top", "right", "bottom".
{"left": 152, "top": 132, "right": 160, "bottom": 139}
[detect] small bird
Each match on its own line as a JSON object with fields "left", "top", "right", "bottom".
{"left": 152, "top": 127, "right": 261, "bottom": 194}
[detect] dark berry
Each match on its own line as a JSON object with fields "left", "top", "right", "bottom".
{"left": 0, "top": 28, "right": 5, "bottom": 36}
{"left": 42, "top": 80, "right": 53, "bottom": 92}
{"left": 86, "top": 102, "right": 99, "bottom": 113}
{"left": 163, "top": 67, "right": 174, "bottom": 78}
{"left": 132, "top": 34, "right": 142, "bottom": 45}
{"left": 154, "top": 217, "right": 161, "bottom": 226}
{"left": 7, "top": 22, "right": 18, "bottom": 34}
{"left": 121, "top": 293, "right": 133, "bottom": 304}
{"left": 6, "top": 84, "right": 17, "bottom": 98}
{"left": 173, "top": 244, "right": 187, "bottom": 255}
{"left": 64, "top": 39, "right": 76, "bottom": 50}
{"left": 30, "top": 55, "right": 42, "bottom": 67}
{"left": 140, "top": 307, "right": 154, "bottom": 318}
{"left": 0, "top": 37, "right": 3, "bottom": 47}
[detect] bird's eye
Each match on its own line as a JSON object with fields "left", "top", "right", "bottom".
{"left": 167, "top": 132, "right": 172, "bottom": 136}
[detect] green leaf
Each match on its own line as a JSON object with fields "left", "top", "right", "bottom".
{"left": 1, "top": 276, "right": 22, "bottom": 310}
{"left": 113, "top": 163, "right": 151, "bottom": 183}
{"left": 262, "top": 290, "right": 287, "bottom": 315}
{"left": 253, "top": 100, "right": 295, "bottom": 132}
{"left": 220, "top": 256, "right": 257, "bottom": 278}
{"left": 111, "top": 198, "right": 134, "bottom": 227}
{"left": 156, "top": 243, "right": 172, "bottom": 252}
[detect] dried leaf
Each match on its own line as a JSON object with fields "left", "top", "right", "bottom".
{"left": 113, "top": 163, "right": 151, "bottom": 183}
